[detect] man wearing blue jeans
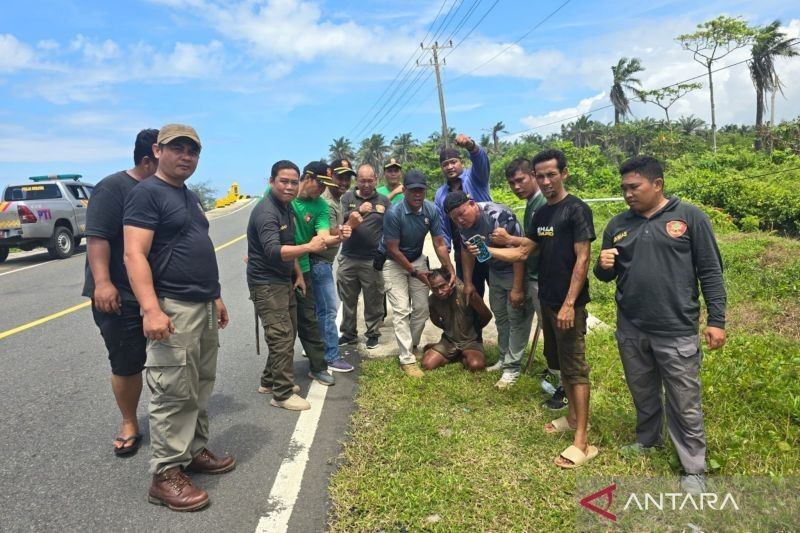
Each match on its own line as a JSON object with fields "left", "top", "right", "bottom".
{"left": 310, "top": 158, "right": 361, "bottom": 372}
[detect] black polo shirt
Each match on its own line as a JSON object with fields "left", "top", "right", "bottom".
{"left": 527, "top": 194, "right": 595, "bottom": 308}
{"left": 247, "top": 190, "right": 296, "bottom": 285}
{"left": 341, "top": 190, "right": 391, "bottom": 258}
{"left": 123, "top": 177, "right": 220, "bottom": 302}
{"left": 593, "top": 196, "right": 726, "bottom": 336}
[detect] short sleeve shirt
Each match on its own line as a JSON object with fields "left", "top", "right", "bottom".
{"left": 291, "top": 196, "right": 330, "bottom": 272}
{"left": 382, "top": 199, "right": 443, "bottom": 262}
{"left": 377, "top": 185, "right": 404, "bottom": 204}
{"left": 311, "top": 188, "right": 343, "bottom": 263}
{"left": 456, "top": 202, "right": 521, "bottom": 276}
{"left": 527, "top": 194, "right": 595, "bottom": 308}
{"left": 123, "top": 177, "right": 220, "bottom": 302}
{"left": 523, "top": 192, "right": 547, "bottom": 281}
{"left": 82, "top": 171, "right": 141, "bottom": 302}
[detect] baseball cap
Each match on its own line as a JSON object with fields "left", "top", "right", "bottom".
{"left": 384, "top": 158, "right": 402, "bottom": 169}
{"left": 303, "top": 161, "right": 336, "bottom": 187}
{"left": 444, "top": 190, "right": 470, "bottom": 214}
{"left": 158, "top": 124, "right": 201, "bottom": 148}
{"left": 403, "top": 169, "right": 428, "bottom": 190}
{"left": 331, "top": 158, "right": 357, "bottom": 177}
{"left": 439, "top": 147, "right": 460, "bottom": 163}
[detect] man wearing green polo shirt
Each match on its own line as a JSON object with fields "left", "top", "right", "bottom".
{"left": 377, "top": 158, "right": 405, "bottom": 204}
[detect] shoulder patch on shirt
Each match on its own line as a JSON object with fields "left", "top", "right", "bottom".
{"left": 613, "top": 230, "right": 628, "bottom": 244}
{"left": 537, "top": 226, "right": 554, "bottom": 238}
{"left": 424, "top": 217, "right": 430, "bottom": 226}
{"left": 666, "top": 220, "right": 688, "bottom": 238}
{"left": 376, "top": 204, "right": 385, "bottom": 213}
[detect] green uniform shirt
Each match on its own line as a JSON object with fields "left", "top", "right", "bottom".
{"left": 291, "top": 196, "right": 330, "bottom": 272}
{"left": 311, "top": 188, "right": 343, "bottom": 264}
{"left": 524, "top": 191, "right": 547, "bottom": 281}
{"left": 377, "top": 185, "right": 404, "bottom": 204}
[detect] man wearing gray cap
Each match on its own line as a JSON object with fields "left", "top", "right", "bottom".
{"left": 124, "top": 124, "right": 234, "bottom": 511}
{"left": 382, "top": 170, "right": 456, "bottom": 377}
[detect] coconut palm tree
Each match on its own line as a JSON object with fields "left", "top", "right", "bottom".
{"left": 749, "top": 20, "right": 799, "bottom": 149}
{"left": 610, "top": 57, "right": 645, "bottom": 125}
{"left": 678, "top": 115, "right": 707, "bottom": 136}
{"left": 490, "top": 121, "right": 507, "bottom": 152}
{"left": 357, "top": 134, "right": 389, "bottom": 171}
{"left": 329, "top": 137, "right": 355, "bottom": 162}
{"left": 390, "top": 133, "right": 417, "bottom": 163}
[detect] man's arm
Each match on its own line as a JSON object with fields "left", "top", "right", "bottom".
{"left": 456, "top": 133, "right": 490, "bottom": 190}
{"left": 87, "top": 237, "right": 120, "bottom": 314}
{"left": 556, "top": 241, "right": 591, "bottom": 330}
{"left": 432, "top": 235, "right": 456, "bottom": 286}
{"left": 510, "top": 261, "right": 526, "bottom": 309}
{"left": 483, "top": 238, "right": 537, "bottom": 262}
{"left": 387, "top": 185, "right": 404, "bottom": 200}
{"left": 593, "top": 226, "right": 619, "bottom": 282}
{"left": 123, "top": 225, "right": 174, "bottom": 340}
{"left": 468, "top": 290, "right": 493, "bottom": 329}
{"left": 691, "top": 212, "right": 727, "bottom": 349}
{"left": 460, "top": 247, "right": 476, "bottom": 297}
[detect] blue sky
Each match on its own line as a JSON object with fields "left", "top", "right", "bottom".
{"left": 1, "top": 0, "right": 798, "bottom": 195}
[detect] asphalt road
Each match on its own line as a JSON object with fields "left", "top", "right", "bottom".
{"left": 0, "top": 200, "right": 359, "bottom": 532}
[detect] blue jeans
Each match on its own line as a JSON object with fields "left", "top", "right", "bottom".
{"left": 311, "top": 260, "right": 339, "bottom": 363}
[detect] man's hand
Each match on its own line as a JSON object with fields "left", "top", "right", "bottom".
{"left": 143, "top": 309, "right": 175, "bottom": 340}
{"left": 556, "top": 304, "right": 575, "bottom": 331}
{"left": 339, "top": 224, "right": 352, "bottom": 240}
{"left": 598, "top": 248, "right": 618, "bottom": 270}
{"left": 93, "top": 280, "right": 121, "bottom": 314}
{"left": 463, "top": 282, "right": 476, "bottom": 302}
{"left": 413, "top": 269, "right": 432, "bottom": 287}
{"left": 454, "top": 133, "right": 476, "bottom": 151}
{"left": 216, "top": 298, "right": 229, "bottom": 329}
{"left": 704, "top": 326, "right": 726, "bottom": 350}
{"left": 359, "top": 202, "right": 373, "bottom": 214}
{"left": 510, "top": 286, "right": 525, "bottom": 309}
{"left": 447, "top": 269, "right": 457, "bottom": 289}
{"left": 293, "top": 275, "right": 306, "bottom": 297}
{"left": 390, "top": 184, "right": 404, "bottom": 197}
{"left": 465, "top": 240, "right": 480, "bottom": 257}
{"left": 306, "top": 235, "right": 327, "bottom": 253}
{"left": 491, "top": 227, "right": 512, "bottom": 246}
{"left": 347, "top": 211, "right": 363, "bottom": 228}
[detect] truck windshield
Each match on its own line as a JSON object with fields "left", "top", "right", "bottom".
{"left": 4, "top": 184, "right": 63, "bottom": 201}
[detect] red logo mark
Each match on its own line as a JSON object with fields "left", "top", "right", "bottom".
{"left": 579, "top": 483, "right": 617, "bottom": 522}
{"left": 666, "top": 220, "right": 688, "bottom": 238}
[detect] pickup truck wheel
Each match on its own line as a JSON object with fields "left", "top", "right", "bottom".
{"left": 48, "top": 226, "right": 74, "bottom": 259}
{"left": 0, "top": 247, "right": 8, "bottom": 263}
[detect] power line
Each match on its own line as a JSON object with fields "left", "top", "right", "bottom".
{"left": 444, "top": 0, "right": 501, "bottom": 58}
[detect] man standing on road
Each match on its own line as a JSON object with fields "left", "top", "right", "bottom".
{"left": 382, "top": 170, "right": 456, "bottom": 378}
{"left": 445, "top": 191, "right": 531, "bottom": 389}
{"left": 594, "top": 156, "right": 726, "bottom": 494}
{"left": 338, "top": 163, "right": 391, "bottom": 350}
{"left": 433, "top": 133, "right": 491, "bottom": 297}
{"left": 422, "top": 268, "right": 492, "bottom": 372}
{"left": 247, "top": 160, "right": 327, "bottom": 412}
{"left": 311, "top": 159, "right": 361, "bottom": 373}
{"left": 377, "top": 158, "right": 404, "bottom": 204}
{"left": 124, "top": 124, "right": 234, "bottom": 511}
{"left": 491, "top": 159, "right": 560, "bottom": 405}
{"left": 83, "top": 128, "right": 158, "bottom": 456}
{"left": 474, "top": 149, "right": 597, "bottom": 469}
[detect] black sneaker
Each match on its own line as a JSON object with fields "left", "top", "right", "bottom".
{"left": 541, "top": 386, "right": 568, "bottom": 410}
{"left": 366, "top": 337, "right": 379, "bottom": 350}
{"left": 338, "top": 335, "right": 357, "bottom": 346}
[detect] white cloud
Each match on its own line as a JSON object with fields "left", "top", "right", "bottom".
{"left": 153, "top": 41, "right": 226, "bottom": 78}
{"left": 515, "top": 92, "right": 607, "bottom": 136}
{"left": 70, "top": 34, "right": 121, "bottom": 62}
{"left": 0, "top": 34, "right": 35, "bottom": 73}
{"left": 37, "top": 39, "right": 59, "bottom": 51}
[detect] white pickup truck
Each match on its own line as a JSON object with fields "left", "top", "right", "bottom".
{"left": 0, "top": 174, "right": 95, "bottom": 263}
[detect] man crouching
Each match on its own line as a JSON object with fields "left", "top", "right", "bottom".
{"left": 422, "top": 268, "right": 492, "bottom": 372}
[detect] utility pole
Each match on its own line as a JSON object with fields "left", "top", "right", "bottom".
{"left": 418, "top": 41, "right": 453, "bottom": 147}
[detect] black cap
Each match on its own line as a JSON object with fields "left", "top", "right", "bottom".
{"left": 384, "top": 157, "right": 402, "bottom": 169}
{"left": 302, "top": 161, "right": 335, "bottom": 187}
{"left": 444, "top": 190, "right": 470, "bottom": 214}
{"left": 331, "top": 158, "right": 356, "bottom": 177}
{"left": 403, "top": 169, "right": 428, "bottom": 190}
{"left": 439, "top": 147, "right": 461, "bottom": 163}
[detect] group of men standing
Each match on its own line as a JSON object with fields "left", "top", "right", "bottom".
{"left": 83, "top": 122, "right": 728, "bottom": 512}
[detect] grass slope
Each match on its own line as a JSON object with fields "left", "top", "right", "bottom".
{"left": 328, "top": 200, "right": 800, "bottom": 531}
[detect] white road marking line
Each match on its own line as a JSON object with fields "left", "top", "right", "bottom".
{"left": 255, "top": 381, "right": 329, "bottom": 533}
{"left": 0, "top": 252, "right": 86, "bottom": 277}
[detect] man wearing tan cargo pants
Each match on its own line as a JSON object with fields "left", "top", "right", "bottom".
{"left": 124, "top": 124, "right": 234, "bottom": 512}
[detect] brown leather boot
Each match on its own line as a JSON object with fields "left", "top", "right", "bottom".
{"left": 148, "top": 467, "right": 209, "bottom": 512}
{"left": 186, "top": 448, "right": 236, "bottom": 475}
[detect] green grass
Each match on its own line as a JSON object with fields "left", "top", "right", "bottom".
{"left": 328, "top": 201, "right": 800, "bottom": 531}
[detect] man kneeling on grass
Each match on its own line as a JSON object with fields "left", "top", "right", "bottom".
{"left": 422, "top": 268, "right": 492, "bottom": 372}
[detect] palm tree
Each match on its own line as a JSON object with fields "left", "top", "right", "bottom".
{"left": 610, "top": 57, "right": 645, "bottom": 125}
{"left": 357, "top": 134, "right": 389, "bottom": 171}
{"left": 479, "top": 133, "right": 492, "bottom": 148}
{"left": 428, "top": 128, "right": 456, "bottom": 146}
{"left": 678, "top": 115, "right": 706, "bottom": 136}
{"left": 490, "top": 121, "right": 507, "bottom": 152}
{"left": 749, "top": 20, "right": 799, "bottom": 149}
{"left": 390, "top": 133, "right": 416, "bottom": 163}
{"left": 329, "top": 137, "right": 355, "bottom": 162}
{"left": 561, "top": 115, "right": 595, "bottom": 147}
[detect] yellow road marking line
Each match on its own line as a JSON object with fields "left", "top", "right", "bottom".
{"left": 0, "top": 233, "right": 247, "bottom": 341}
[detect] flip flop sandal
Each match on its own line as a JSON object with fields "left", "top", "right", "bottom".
{"left": 544, "top": 416, "right": 591, "bottom": 434}
{"left": 113, "top": 433, "right": 142, "bottom": 456}
{"left": 555, "top": 444, "right": 599, "bottom": 469}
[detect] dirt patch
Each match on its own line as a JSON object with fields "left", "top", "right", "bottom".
{"left": 728, "top": 299, "right": 800, "bottom": 341}
{"left": 760, "top": 241, "right": 799, "bottom": 269}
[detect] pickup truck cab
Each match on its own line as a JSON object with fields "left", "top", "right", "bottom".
{"left": 0, "top": 174, "right": 94, "bottom": 263}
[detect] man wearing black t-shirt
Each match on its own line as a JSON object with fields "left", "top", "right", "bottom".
{"left": 83, "top": 128, "right": 158, "bottom": 457}
{"left": 124, "top": 124, "right": 234, "bottom": 511}
{"left": 472, "top": 149, "right": 598, "bottom": 469}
